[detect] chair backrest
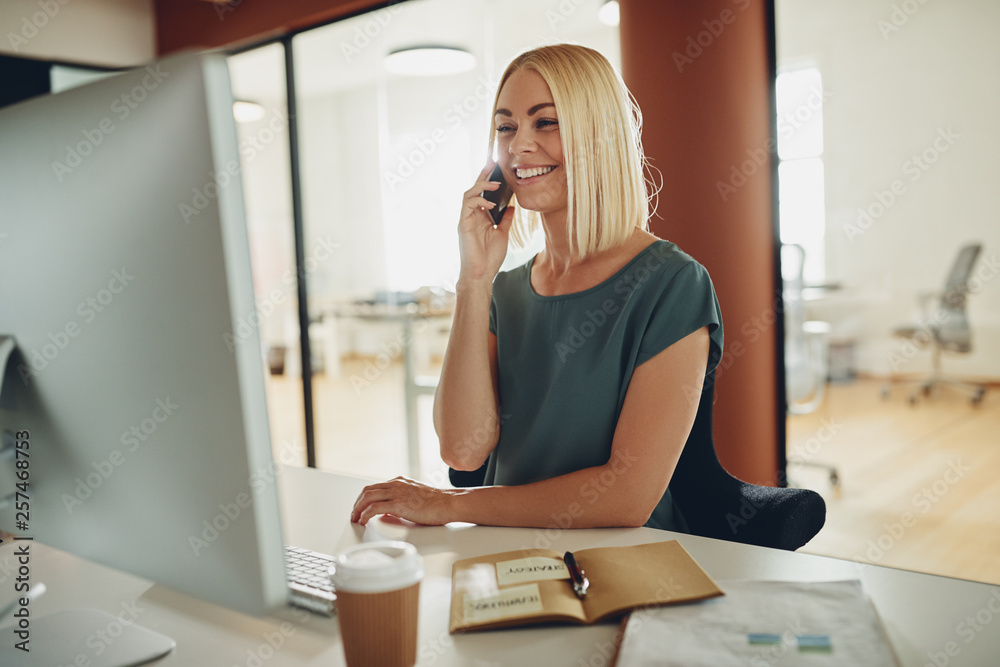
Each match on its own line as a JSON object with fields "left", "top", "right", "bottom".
{"left": 668, "top": 370, "right": 826, "bottom": 551}
{"left": 941, "top": 243, "right": 982, "bottom": 311}
{"left": 936, "top": 243, "right": 981, "bottom": 352}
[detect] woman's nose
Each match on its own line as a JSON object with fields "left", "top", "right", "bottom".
{"left": 508, "top": 128, "right": 535, "bottom": 155}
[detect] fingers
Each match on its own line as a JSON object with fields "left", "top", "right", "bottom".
{"left": 496, "top": 202, "right": 516, "bottom": 231}
{"left": 462, "top": 162, "right": 507, "bottom": 224}
{"left": 466, "top": 160, "right": 503, "bottom": 199}
{"left": 463, "top": 181, "right": 500, "bottom": 206}
{"left": 460, "top": 192, "right": 500, "bottom": 226}
{"left": 356, "top": 500, "right": 397, "bottom": 526}
{"left": 351, "top": 481, "right": 399, "bottom": 521}
{"left": 351, "top": 478, "right": 425, "bottom": 525}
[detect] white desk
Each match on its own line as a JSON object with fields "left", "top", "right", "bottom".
{"left": 2, "top": 465, "right": 998, "bottom": 666}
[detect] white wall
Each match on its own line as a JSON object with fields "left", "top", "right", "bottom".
{"left": 1, "top": 0, "right": 154, "bottom": 67}
{"left": 778, "top": 0, "right": 1000, "bottom": 379}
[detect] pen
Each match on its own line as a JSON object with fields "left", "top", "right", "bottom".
{"left": 563, "top": 551, "right": 589, "bottom": 599}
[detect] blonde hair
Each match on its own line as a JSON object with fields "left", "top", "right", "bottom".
{"left": 488, "top": 44, "right": 656, "bottom": 259}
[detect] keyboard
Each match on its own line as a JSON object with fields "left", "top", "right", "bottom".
{"left": 284, "top": 545, "right": 337, "bottom": 616}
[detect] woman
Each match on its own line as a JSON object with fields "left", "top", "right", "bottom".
{"left": 351, "top": 44, "right": 723, "bottom": 532}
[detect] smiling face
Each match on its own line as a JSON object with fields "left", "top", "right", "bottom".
{"left": 494, "top": 68, "right": 568, "bottom": 216}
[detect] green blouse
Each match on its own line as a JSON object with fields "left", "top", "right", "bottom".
{"left": 486, "top": 240, "right": 724, "bottom": 532}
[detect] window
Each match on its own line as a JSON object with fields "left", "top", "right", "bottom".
{"left": 776, "top": 67, "right": 825, "bottom": 285}
{"left": 227, "top": 45, "right": 304, "bottom": 466}
{"left": 226, "top": 0, "right": 619, "bottom": 481}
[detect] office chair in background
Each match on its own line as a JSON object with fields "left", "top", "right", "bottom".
{"left": 883, "top": 242, "right": 987, "bottom": 406}
{"left": 450, "top": 370, "right": 827, "bottom": 552}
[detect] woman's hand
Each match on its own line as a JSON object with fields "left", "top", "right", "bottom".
{"left": 351, "top": 477, "right": 463, "bottom": 526}
{"left": 457, "top": 162, "right": 515, "bottom": 287}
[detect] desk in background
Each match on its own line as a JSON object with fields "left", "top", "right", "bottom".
{"left": 2, "top": 465, "right": 998, "bottom": 666}
{"left": 324, "top": 302, "right": 452, "bottom": 480}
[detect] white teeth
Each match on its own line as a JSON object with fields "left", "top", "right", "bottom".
{"left": 516, "top": 166, "right": 555, "bottom": 179}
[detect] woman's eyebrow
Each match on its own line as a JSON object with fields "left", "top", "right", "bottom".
{"left": 494, "top": 102, "right": 556, "bottom": 117}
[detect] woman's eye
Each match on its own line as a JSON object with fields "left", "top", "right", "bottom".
{"left": 496, "top": 125, "right": 515, "bottom": 134}
{"left": 537, "top": 119, "right": 558, "bottom": 129}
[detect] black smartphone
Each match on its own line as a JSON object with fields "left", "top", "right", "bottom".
{"left": 482, "top": 163, "right": 513, "bottom": 225}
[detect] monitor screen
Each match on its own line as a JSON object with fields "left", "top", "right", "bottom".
{"left": 0, "top": 52, "right": 288, "bottom": 616}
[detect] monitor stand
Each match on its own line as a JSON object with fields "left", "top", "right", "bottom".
{"left": 0, "top": 607, "right": 175, "bottom": 666}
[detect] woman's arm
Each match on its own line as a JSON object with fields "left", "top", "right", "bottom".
{"left": 354, "top": 326, "right": 710, "bottom": 528}
{"left": 432, "top": 162, "right": 513, "bottom": 471}
{"left": 432, "top": 283, "right": 502, "bottom": 471}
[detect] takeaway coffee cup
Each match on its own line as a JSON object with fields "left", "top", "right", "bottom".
{"left": 330, "top": 541, "right": 424, "bottom": 667}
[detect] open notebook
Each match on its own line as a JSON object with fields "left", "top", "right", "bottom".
{"left": 449, "top": 540, "right": 723, "bottom": 633}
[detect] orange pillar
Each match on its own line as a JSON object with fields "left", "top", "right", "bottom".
{"left": 620, "top": 0, "right": 780, "bottom": 485}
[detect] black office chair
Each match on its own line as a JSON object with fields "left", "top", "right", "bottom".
{"left": 884, "top": 243, "right": 987, "bottom": 406}
{"left": 449, "top": 370, "right": 826, "bottom": 552}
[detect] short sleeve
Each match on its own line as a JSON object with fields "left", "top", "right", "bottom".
{"left": 635, "top": 260, "right": 724, "bottom": 373}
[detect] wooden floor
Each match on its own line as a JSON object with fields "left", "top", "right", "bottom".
{"left": 264, "top": 362, "right": 1000, "bottom": 586}
{"left": 787, "top": 377, "right": 1000, "bottom": 586}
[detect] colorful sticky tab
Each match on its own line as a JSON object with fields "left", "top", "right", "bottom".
{"left": 797, "top": 634, "right": 833, "bottom": 652}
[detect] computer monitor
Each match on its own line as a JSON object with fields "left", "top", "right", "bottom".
{"left": 0, "top": 52, "right": 288, "bottom": 617}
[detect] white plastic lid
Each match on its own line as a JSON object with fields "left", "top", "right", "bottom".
{"left": 329, "top": 541, "right": 425, "bottom": 594}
